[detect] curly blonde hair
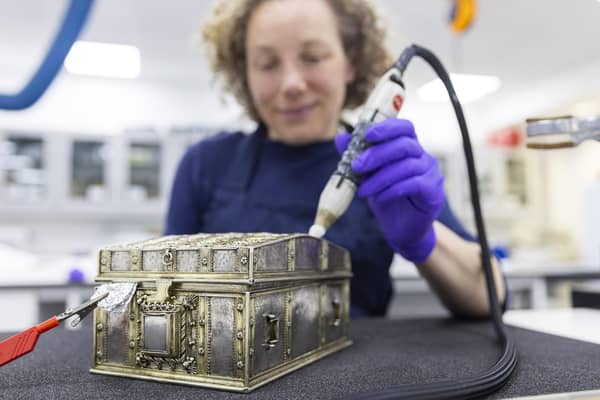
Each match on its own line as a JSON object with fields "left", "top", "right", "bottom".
{"left": 202, "top": 0, "right": 392, "bottom": 122}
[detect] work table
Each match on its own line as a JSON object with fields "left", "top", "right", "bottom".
{"left": 2, "top": 311, "right": 600, "bottom": 399}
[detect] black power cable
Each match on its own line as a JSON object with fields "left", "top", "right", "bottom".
{"left": 349, "top": 44, "right": 518, "bottom": 400}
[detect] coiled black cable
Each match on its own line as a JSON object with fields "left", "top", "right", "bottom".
{"left": 349, "top": 44, "right": 518, "bottom": 400}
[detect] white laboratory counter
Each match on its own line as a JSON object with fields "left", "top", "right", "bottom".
{"left": 391, "top": 259, "right": 600, "bottom": 311}
{"left": 504, "top": 308, "right": 600, "bottom": 345}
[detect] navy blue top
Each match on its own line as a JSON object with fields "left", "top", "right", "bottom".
{"left": 165, "top": 125, "right": 475, "bottom": 316}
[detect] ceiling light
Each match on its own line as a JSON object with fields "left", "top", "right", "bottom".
{"left": 417, "top": 73, "right": 501, "bottom": 103}
{"left": 64, "top": 41, "right": 141, "bottom": 79}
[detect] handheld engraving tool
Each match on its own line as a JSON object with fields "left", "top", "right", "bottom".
{"left": 309, "top": 66, "right": 406, "bottom": 238}
{"left": 306, "top": 44, "right": 520, "bottom": 400}
{"left": 0, "top": 282, "right": 136, "bottom": 367}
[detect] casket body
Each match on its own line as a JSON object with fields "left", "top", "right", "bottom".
{"left": 90, "top": 233, "right": 352, "bottom": 392}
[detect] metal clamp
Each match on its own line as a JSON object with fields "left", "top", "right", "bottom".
{"left": 57, "top": 292, "right": 109, "bottom": 327}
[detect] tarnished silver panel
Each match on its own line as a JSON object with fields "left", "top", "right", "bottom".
{"left": 110, "top": 251, "right": 129, "bottom": 272}
{"left": 294, "top": 238, "right": 320, "bottom": 271}
{"left": 327, "top": 245, "right": 347, "bottom": 272}
{"left": 212, "top": 250, "right": 238, "bottom": 273}
{"left": 142, "top": 251, "right": 162, "bottom": 271}
{"left": 291, "top": 286, "right": 320, "bottom": 358}
{"left": 255, "top": 244, "right": 288, "bottom": 272}
{"left": 210, "top": 297, "right": 235, "bottom": 376}
{"left": 176, "top": 250, "right": 198, "bottom": 272}
{"left": 106, "top": 311, "right": 129, "bottom": 364}
{"left": 142, "top": 315, "right": 168, "bottom": 353}
{"left": 253, "top": 293, "right": 285, "bottom": 374}
{"left": 323, "top": 284, "right": 344, "bottom": 344}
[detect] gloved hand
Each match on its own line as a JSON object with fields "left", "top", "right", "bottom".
{"left": 335, "top": 118, "right": 445, "bottom": 264}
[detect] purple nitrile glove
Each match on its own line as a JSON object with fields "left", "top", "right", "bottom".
{"left": 335, "top": 118, "right": 445, "bottom": 264}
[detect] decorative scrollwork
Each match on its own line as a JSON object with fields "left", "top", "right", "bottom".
{"left": 141, "top": 302, "right": 178, "bottom": 312}
{"left": 182, "top": 295, "right": 199, "bottom": 310}
{"left": 136, "top": 293, "right": 147, "bottom": 305}
{"left": 135, "top": 353, "right": 198, "bottom": 374}
{"left": 182, "top": 356, "right": 198, "bottom": 373}
{"left": 136, "top": 294, "right": 199, "bottom": 374}
{"left": 135, "top": 352, "right": 149, "bottom": 368}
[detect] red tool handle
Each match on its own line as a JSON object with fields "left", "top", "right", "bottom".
{"left": 0, "top": 316, "right": 60, "bottom": 367}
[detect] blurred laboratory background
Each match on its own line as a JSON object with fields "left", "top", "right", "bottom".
{"left": 0, "top": 0, "right": 599, "bottom": 331}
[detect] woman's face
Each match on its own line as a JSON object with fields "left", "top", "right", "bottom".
{"left": 245, "top": 0, "right": 355, "bottom": 145}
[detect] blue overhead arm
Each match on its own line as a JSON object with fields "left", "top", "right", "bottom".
{"left": 0, "top": 0, "right": 94, "bottom": 110}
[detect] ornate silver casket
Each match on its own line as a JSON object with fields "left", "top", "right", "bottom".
{"left": 90, "top": 233, "right": 352, "bottom": 392}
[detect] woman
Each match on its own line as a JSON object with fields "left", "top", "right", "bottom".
{"left": 166, "top": 0, "right": 505, "bottom": 317}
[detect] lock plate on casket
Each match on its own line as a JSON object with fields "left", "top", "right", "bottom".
{"left": 91, "top": 233, "right": 352, "bottom": 392}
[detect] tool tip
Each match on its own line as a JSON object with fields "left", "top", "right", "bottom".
{"left": 309, "top": 224, "right": 326, "bottom": 238}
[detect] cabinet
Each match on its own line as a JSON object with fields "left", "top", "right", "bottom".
{"left": 0, "top": 128, "right": 218, "bottom": 253}
{"left": 0, "top": 133, "right": 46, "bottom": 202}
